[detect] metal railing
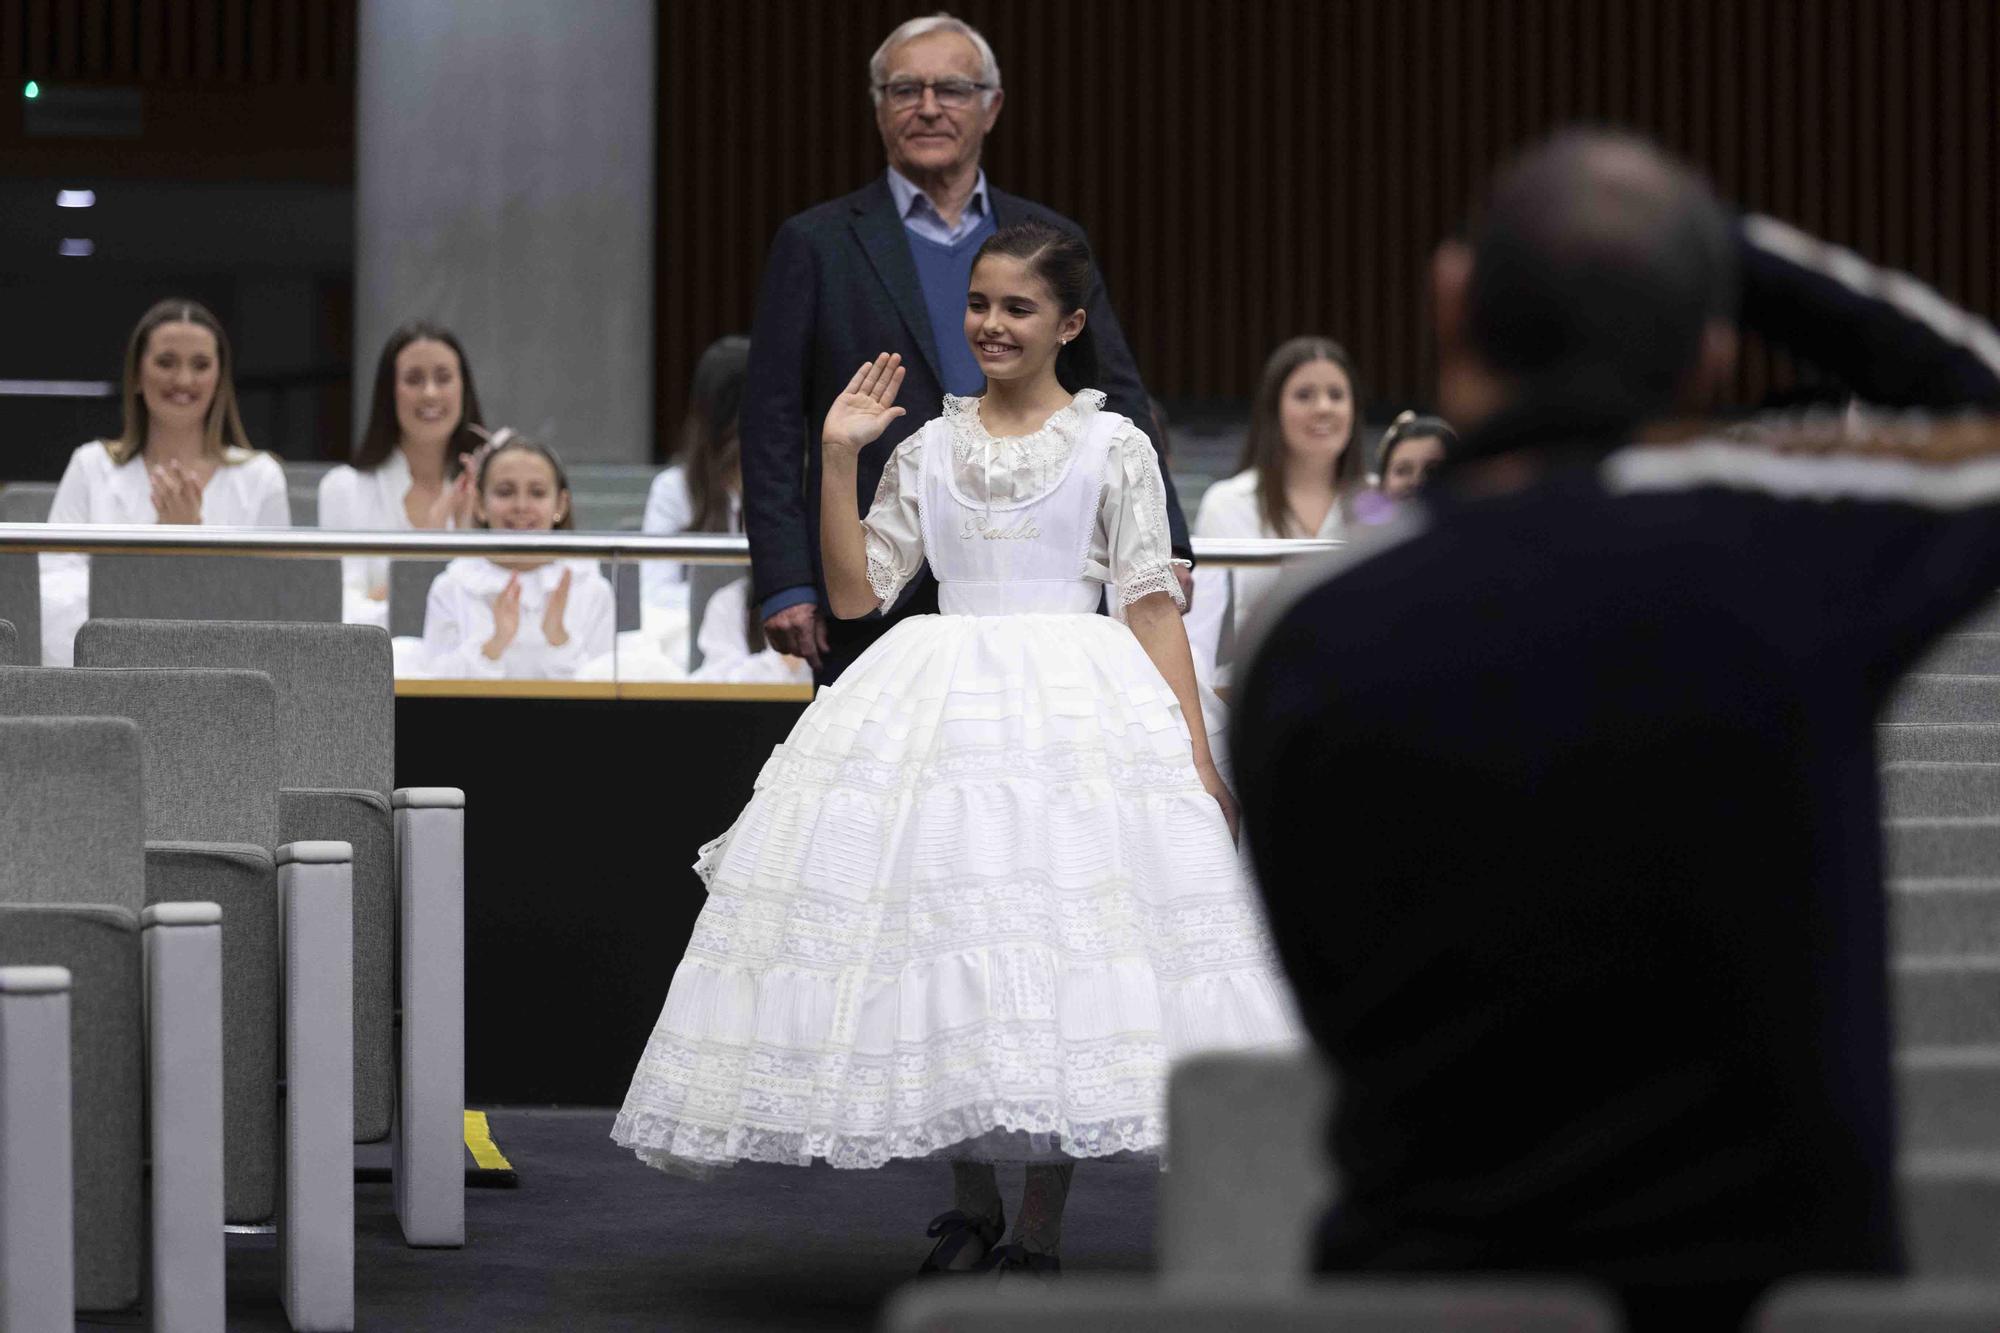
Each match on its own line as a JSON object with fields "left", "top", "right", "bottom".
{"left": 0, "top": 524, "right": 1341, "bottom": 566}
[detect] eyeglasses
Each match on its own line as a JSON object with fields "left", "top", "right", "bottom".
{"left": 875, "top": 79, "right": 991, "bottom": 110}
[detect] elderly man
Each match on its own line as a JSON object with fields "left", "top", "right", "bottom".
{"left": 742, "top": 12, "right": 1191, "bottom": 681}
{"left": 1235, "top": 129, "right": 2000, "bottom": 1332}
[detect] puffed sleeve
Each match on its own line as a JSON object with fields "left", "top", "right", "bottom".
{"left": 859, "top": 428, "right": 927, "bottom": 611}
{"left": 1099, "top": 422, "right": 1188, "bottom": 610}
{"left": 247, "top": 454, "right": 292, "bottom": 526}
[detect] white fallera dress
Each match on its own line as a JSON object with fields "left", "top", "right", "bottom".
{"left": 613, "top": 391, "right": 1297, "bottom": 1174}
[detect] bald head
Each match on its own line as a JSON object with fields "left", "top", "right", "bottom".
{"left": 1453, "top": 129, "right": 1737, "bottom": 429}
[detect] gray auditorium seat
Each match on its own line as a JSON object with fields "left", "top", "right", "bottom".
{"left": 1884, "top": 763, "right": 2000, "bottom": 818}
{"left": 1882, "top": 725, "right": 2000, "bottom": 763}
{"left": 881, "top": 1279, "right": 1624, "bottom": 1332}
{"left": 0, "top": 616, "right": 15, "bottom": 664}
{"left": 1920, "top": 635, "right": 2000, "bottom": 676}
{"left": 1892, "top": 674, "right": 2000, "bottom": 725}
{"left": 0, "top": 480, "right": 57, "bottom": 523}
{"left": 1754, "top": 1279, "right": 2000, "bottom": 1331}
{"left": 0, "top": 667, "right": 354, "bottom": 1328}
{"left": 389, "top": 558, "right": 448, "bottom": 639}
{"left": 77, "top": 618, "right": 467, "bottom": 1249}
{"left": 90, "top": 553, "right": 341, "bottom": 624}
{"left": 1900, "top": 1049, "right": 2000, "bottom": 1154}
{"left": 570, "top": 492, "right": 648, "bottom": 532}
{"left": 0, "top": 965, "right": 74, "bottom": 1329}
{"left": 0, "top": 554, "right": 37, "bottom": 663}
{"left": 1161, "top": 1048, "right": 1332, "bottom": 1279}
{"left": 602, "top": 557, "right": 642, "bottom": 633}
{"left": 1893, "top": 880, "right": 2000, "bottom": 956}
{"left": 0, "top": 717, "right": 224, "bottom": 1325}
{"left": 1886, "top": 818, "right": 2000, "bottom": 878}
{"left": 1894, "top": 958, "right": 2000, "bottom": 1048}
{"left": 1902, "top": 1158, "right": 2000, "bottom": 1275}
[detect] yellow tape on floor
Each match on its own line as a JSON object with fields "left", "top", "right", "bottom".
{"left": 463, "top": 1110, "right": 513, "bottom": 1172}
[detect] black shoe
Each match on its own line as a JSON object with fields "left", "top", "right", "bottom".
{"left": 917, "top": 1209, "right": 1004, "bottom": 1275}
{"left": 983, "top": 1243, "right": 1061, "bottom": 1285}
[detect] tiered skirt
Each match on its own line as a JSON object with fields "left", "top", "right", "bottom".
{"left": 612, "top": 612, "right": 1298, "bottom": 1174}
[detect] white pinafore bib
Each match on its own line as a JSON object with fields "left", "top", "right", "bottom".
{"left": 918, "top": 406, "right": 1119, "bottom": 618}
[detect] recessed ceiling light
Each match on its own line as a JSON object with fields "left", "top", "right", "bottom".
{"left": 58, "top": 238, "right": 95, "bottom": 257}
{"left": 56, "top": 189, "right": 95, "bottom": 208}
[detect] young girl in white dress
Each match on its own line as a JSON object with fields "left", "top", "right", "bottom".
{"left": 613, "top": 222, "right": 1296, "bottom": 1275}
{"left": 41, "top": 298, "right": 290, "bottom": 666}
{"left": 418, "top": 435, "right": 614, "bottom": 679}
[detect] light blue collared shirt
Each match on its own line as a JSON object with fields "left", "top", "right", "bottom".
{"left": 886, "top": 167, "right": 990, "bottom": 246}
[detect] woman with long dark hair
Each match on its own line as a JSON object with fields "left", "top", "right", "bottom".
{"left": 1185, "top": 336, "right": 1363, "bottom": 683}
{"left": 41, "top": 298, "right": 289, "bottom": 664}
{"left": 640, "top": 334, "right": 749, "bottom": 614}
{"left": 319, "top": 319, "right": 487, "bottom": 624}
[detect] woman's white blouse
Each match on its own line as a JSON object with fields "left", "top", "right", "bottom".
{"left": 638, "top": 465, "right": 743, "bottom": 611}
{"left": 417, "top": 557, "right": 614, "bottom": 680}
{"left": 1186, "top": 468, "right": 1346, "bottom": 684}
{"left": 689, "top": 576, "right": 811, "bottom": 684}
{"left": 317, "top": 451, "right": 417, "bottom": 628}
{"left": 859, "top": 391, "right": 1187, "bottom": 612}
{"left": 40, "top": 440, "right": 291, "bottom": 666}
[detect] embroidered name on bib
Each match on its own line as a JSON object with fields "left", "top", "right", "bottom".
{"left": 961, "top": 516, "right": 1042, "bottom": 541}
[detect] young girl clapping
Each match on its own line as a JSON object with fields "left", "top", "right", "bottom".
{"left": 419, "top": 435, "right": 613, "bottom": 679}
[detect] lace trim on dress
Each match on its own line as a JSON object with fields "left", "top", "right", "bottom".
{"left": 614, "top": 1100, "right": 1168, "bottom": 1176}
{"left": 1119, "top": 562, "right": 1187, "bottom": 609}
{"left": 941, "top": 390, "right": 1108, "bottom": 508}
{"left": 865, "top": 551, "right": 905, "bottom": 608}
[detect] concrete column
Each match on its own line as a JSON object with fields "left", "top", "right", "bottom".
{"left": 355, "top": 1, "right": 654, "bottom": 462}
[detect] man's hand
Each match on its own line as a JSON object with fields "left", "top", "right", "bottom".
{"left": 1175, "top": 564, "right": 1195, "bottom": 613}
{"left": 764, "top": 601, "right": 830, "bottom": 672}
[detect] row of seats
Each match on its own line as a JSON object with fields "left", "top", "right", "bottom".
{"left": 883, "top": 628, "right": 2000, "bottom": 1329}
{"left": 0, "top": 617, "right": 465, "bottom": 1331}
{"left": 0, "top": 469, "right": 661, "bottom": 533}
{"left": 0, "top": 549, "right": 674, "bottom": 664}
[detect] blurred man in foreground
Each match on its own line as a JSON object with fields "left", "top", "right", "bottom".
{"left": 1235, "top": 129, "right": 2000, "bottom": 1331}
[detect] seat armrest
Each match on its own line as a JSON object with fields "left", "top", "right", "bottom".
{"left": 140, "top": 903, "right": 225, "bottom": 1328}
{"left": 392, "top": 791, "right": 466, "bottom": 1246}
{"left": 276, "top": 843, "right": 354, "bottom": 1330}
{"left": 0, "top": 966, "right": 75, "bottom": 1331}
{"left": 393, "top": 787, "right": 465, "bottom": 810}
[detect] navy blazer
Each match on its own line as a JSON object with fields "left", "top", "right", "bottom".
{"left": 741, "top": 175, "right": 1190, "bottom": 614}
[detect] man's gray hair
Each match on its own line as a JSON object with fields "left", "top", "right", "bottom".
{"left": 868, "top": 13, "right": 1001, "bottom": 105}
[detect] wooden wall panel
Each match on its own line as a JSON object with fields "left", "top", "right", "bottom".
{"left": 656, "top": 0, "right": 2000, "bottom": 444}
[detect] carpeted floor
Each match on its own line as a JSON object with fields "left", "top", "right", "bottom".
{"left": 199, "top": 1107, "right": 1158, "bottom": 1331}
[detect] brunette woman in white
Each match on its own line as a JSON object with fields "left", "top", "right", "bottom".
{"left": 319, "top": 321, "right": 488, "bottom": 625}
{"left": 1185, "top": 337, "right": 1363, "bottom": 684}
{"left": 642, "top": 334, "right": 748, "bottom": 614}
{"left": 41, "top": 299, "right": 289, "bottom": 665}
{"left": 418, "top": 435, "right": 613, "bottom": 679}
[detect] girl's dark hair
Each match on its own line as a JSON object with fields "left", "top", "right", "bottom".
{"left": 971, "top": 220, "right": 1097, "bottom": 393}
{"left": 108, "top": 298, "right": 254, "bottom": 465}
{"left": 675, "top": 335, "right": 750, "bottom": 533}
{"left": 353, "top": 320, "right": 487, "bottom": 473}
{"left": 1373, "top": 411, "right": 1460, "bottom": 478}
{"left": 473, "top": 432, "right": 574, "bottom": 531}
{"left": 1236, "top": 336, "right": 1365, "bottom": 536}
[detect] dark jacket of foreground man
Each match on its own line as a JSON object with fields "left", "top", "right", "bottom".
{"left": 1233, "top": 219, "right": 2000, "bottom": 1330}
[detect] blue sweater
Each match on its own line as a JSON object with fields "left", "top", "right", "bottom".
{"left": 906, "top": 218, "right": 997, "bottom": 397}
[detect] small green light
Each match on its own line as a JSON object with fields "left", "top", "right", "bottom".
{"left": 24, "top": 81, "right": 39, "bottom": 99}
